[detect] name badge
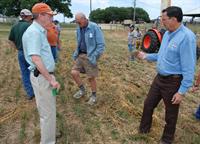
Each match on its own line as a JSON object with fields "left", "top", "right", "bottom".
{"left": 89, "top": 33, "right": 93, "bottom": 38}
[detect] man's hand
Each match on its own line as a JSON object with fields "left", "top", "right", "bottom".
{"left": 49, "top": 75, "right": 60, "bottom": 90}
{"left": 171, "top": 92, "right": 184, "bottom": 104}
{"left": 8, "top": 40, "right": 17, "bottom": 50}
{"left": 134, "top": 51, "right": 146, "bottom": 60}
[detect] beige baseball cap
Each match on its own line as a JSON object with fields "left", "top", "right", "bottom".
{"left": 20, "top": 9, "right": 32, "bottom": 16}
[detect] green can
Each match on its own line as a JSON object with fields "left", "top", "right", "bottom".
{"left": 52, "top": 88, "right": 58, "bottom": 96}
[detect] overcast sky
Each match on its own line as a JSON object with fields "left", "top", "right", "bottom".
{"left": 54, "top": 0, "right": 200, "bottom": 22}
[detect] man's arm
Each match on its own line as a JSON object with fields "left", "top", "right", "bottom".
{"left": 31, "top": 55, "right": 60, "bottom": 89}
{"left": 178, "top": 35, "right": 196, "bottom": 95}
{"left": 93, "top": 26, "right": 105, "bottom": 58}
{"left": 8, "top": 40, "right": 17, "bottom": 50}
{"left": 136, "top": 51, "right": 158, "bottom": 62}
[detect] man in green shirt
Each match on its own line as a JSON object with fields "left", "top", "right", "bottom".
{"left": 8, "top": 9, "right": 34, "bottom": 100}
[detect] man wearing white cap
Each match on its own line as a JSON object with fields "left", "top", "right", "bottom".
{"left": 8, "top": 9, "right": 34, "bottom": 100}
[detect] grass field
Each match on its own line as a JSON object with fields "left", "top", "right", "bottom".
{"left": 0, "top": 22, "right": 200, "bottom": 144}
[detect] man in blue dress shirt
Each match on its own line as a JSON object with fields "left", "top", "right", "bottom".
{"left": 137, "top": 6, "right": 196, "bottom": 144}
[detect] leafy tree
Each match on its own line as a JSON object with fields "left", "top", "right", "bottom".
{"left": 0, "top": 0, "right": 72, "bottom": 18}
{"left": 90, "top": 7, "right": 150, "bottom": 23}
{"left": 89, "top": 8, "right": 105, "bottom": 23}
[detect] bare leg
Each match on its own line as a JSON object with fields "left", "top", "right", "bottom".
{"left": 71, "top": 69, "right": 83, "bottom": 87}
{"left": 88, "top": 77, "right": 96, "bottom": 92}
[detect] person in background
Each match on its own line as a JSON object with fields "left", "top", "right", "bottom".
{"left": 191, "top": 38, "right": 200, "bottom": 121}
{"left": 127, "top": 24, "right": 137, "bottom": 61}
{"left": 53, "top": 20, "right": 62, "bottom": 59}
{"left": 191, "top": 71, "right": 200, "bottom": 120}
{"left": 22, "top": 3, "right": 60, "bottom": 144}
{"left": 8, "top": 9, "right": 34, "bottom": 100}
{"left": 194, "top": 105, "right": 200, "bottom": 120}
{"left": 137, "top": 6, "right": 196, "bottom": 144}
{"left": 46, "top": 21, "right": 59, "bottom": 62}
{"left": 53, "top": 20, "right": 61, "bottom": 38}
{"left": 71, "top": 12, "right": 105, "bottom": 105}
{"left": 136, "top": 27, "right": 142, "bottom": 49}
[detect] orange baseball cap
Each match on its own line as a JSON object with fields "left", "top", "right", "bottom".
{"left": 32, "top": 3, "right": 57, "bottom": 15}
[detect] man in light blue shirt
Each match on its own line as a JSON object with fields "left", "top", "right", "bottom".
{"left": 22, "top": 3, "right": 60, "bottom": 144}
{"left": 137, "top": 6, "right": 196, "bottom": 144}
{"left": 71, "top": 12, "right": 105, "bottom": 105}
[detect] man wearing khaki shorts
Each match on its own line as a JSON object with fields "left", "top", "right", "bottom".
{"left": 71, "top": 12, "right": 105, "bottom": 105}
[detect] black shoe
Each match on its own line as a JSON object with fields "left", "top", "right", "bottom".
{"left": 27, "top": 95, "right": 35, "bottom": 100}
{"left": 138, "top": 129, "right": 150, "bottom": 134}
{"left": 159, "top": 140, "right": 171, "bottom": 144}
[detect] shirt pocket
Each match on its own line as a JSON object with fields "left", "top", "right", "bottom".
{"left": 164, "top": 43, "right": 179, "bottom": 63}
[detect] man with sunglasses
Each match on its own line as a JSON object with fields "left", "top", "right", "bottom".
{"left": 71, "top": 13, "right": 105, "bottom": 105}
{"left": 22, "top": 3, "right": 60, "bottom": 144}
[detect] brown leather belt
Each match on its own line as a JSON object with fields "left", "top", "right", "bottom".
{"left": 158, "top": 73, "right": 182, "bottom": 79}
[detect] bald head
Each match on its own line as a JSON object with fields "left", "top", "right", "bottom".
{"left": 75, "top": 12, "right": 88, "bottom": 28}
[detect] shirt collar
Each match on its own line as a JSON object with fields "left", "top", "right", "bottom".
{"left": 32, "top": 21, "right": 46, "bottom": 33}
{"left": 167, "top": 24, "right": 183, "bottom": 39}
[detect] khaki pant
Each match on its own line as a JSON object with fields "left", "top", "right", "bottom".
{"left": 30, "top": 72, "right": 56, "bottom": 144}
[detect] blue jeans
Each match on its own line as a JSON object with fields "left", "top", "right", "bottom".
{"left": 51, "top": 46, "right": 57, "bottom": 62}
{"left": 128, "top": 44, "right": 135, "bottom": 52}
{"left": 195, "top": 105, "right": 200, "bottom": 120}
{"left": 18, "top": 50, "right": 34, "bottom": 98}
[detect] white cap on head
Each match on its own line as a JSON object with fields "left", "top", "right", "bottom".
{"left": 20, "top": 9, "right": 32, "bottom": 16}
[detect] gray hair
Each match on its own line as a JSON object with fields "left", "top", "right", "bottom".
{"left": 75, "top": 12, "right": 87, "bottom": 20}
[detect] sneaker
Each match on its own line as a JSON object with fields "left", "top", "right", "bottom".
{"left": 73, "top": 90, "right": 85, "bottom": 99}
{"left": 129, "top": 55, "right": 135, "bottom": 61}
{"left": 87, "top": 96, "right": 96, "bottom": 105}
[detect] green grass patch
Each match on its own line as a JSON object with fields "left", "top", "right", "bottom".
{"left": 19, "top": 112, "right": 28, "bottom": 143}
{"left": 111, "top": 129, "right": 120, "bottom": 140}
{"left": 116, "top": 109, "right": 129, "bottom": 120}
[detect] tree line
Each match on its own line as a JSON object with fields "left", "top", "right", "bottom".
{"left": 89, "top": 7, "right": 150, "bottom": 23}
{"left": 0, "top": 1, "right": 150, "bottom": 24}
{"left": 0, "top": 0, "right": 73, "bottom": 18}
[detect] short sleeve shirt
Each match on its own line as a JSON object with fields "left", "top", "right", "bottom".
{"left": 22, "top": 21, "right": 55, "bottom": 72}
{"left": 8, "top": 20, "right": 30, "bottom": 50}
{"left": 46, "top": 23, "right": 58, "bottom": 47}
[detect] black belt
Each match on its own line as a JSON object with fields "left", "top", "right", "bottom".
{"left": 79, "top": 51, "right": 87, "bottom": 54}
{"left": 34, "top": 68, "right": 54, "bottom": 77}
{"left": 158, "top": 73, "right": 182, "bottom": 79}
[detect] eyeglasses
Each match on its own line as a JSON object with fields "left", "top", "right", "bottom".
{"left": 40, "top": 12, "right": 53, "bottom": 17}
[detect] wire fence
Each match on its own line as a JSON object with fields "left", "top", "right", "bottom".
{"left": 0, "top": 15, "right": 18, "bottom": 24}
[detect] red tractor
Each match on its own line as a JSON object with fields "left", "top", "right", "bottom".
{"left": 141, "top": 28, "right": 165, "bottom": 53}
{"left": 141, "top": 25, "right": 200, "bottom": 59}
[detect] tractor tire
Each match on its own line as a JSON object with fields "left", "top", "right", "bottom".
{"left": 141, "top": 31, "right": 160, "bottom": 53}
